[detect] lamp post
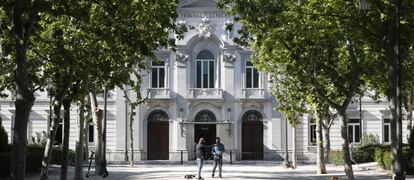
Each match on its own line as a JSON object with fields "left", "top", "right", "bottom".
{"left": 283, "top": 117, "right": 289, "bottom": 166}
{"left": 123, "top": 95, "right": 129, "bottom": 162}
{"left": 103, "top": 88, "right": 108, "bottom": 169}
{"left": 359, "top": 95, "right": 362, "bottom": 141}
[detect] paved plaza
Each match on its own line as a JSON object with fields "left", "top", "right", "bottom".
{"left": 22, "top": 162, "right": 409, "bottom": 180}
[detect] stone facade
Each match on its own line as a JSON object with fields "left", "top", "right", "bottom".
{"left": 0, "top": 0, "right": 411, "bottom": 163}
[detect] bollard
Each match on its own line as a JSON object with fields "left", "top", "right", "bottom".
{"left": 230, "top": 150, "right": 232, "bottom": 165}
{"left": 180, "top": 150, "right": 183, "bottom": 165}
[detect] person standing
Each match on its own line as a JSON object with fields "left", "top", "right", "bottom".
{"left": 212, "top": 137, "right": 225, "bottom": 178}
{"left": 196, "top": 138, "right": 208, "bottom": 179}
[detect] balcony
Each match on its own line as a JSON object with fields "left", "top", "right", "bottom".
{"left": 146, "top": 88, "right": 172, "bottom": 99}
{"left": 188, "top": 88, "right": 223, "bottom": 99}
{"left": 241, "top": 88, "right": 266, "bottom": 99}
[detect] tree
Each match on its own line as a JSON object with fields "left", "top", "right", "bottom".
{"left": 33, "top": 0, "right": 180, "bottom": 178}
{"left": 121, "top": 77, "right": 149, "bottom": 166}
{"left": 0, "top": 1, "right": 58, "bottom": 179}
{"left": 360, "top": 1, "right": 414, "bottom": 178}
{"left": 269, "top": 74, "right": 307, "bottom": 169}
{"left": 320, "top": 106, "right": 337, "bottom": 162}
{"left": 74, "top": 97, "right": 86, "bottom": 180}
{"left": 218, "top": 1, "right": 370, "bottom": 179}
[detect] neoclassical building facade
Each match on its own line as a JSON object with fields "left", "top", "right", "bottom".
{"left": 0, "top": 0, "right": 411, "bottom": 163}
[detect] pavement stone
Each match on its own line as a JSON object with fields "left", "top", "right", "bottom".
{"left": 23, "top": 162, "right": 412, "bottom": 180}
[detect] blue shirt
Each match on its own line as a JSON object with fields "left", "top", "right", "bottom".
{"left": 212, "top": 143, "right": 225, "bottom": 157}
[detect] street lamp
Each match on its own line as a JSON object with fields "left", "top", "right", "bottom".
{"left": 283, "top": 117, "right": 289, "bottom": 166}
{"left": 123, "top": 94, "right": 129, "bottom": 162}
{"left": 102, "top": 88, "right": 108, "bottom": 171}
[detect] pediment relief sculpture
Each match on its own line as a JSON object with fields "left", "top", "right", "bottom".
{"left": 196, "top": 16, "right": 216, "bottom": 39}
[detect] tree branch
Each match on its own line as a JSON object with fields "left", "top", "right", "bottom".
{"left": 341, "top": 37, "right": 360, "bottom": 109}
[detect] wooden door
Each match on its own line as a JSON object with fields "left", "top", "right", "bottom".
{"left": 147, "top": 121, "right": 169, "bottom": 160}
{"left": 242, "top": 121, "right": 263, "bottom": 160}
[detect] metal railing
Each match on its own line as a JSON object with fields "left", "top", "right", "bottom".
{"left": 104, "top": 150, "right": 239, "bottom": 164}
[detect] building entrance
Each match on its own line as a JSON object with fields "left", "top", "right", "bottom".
{"left": 147, "top": 110, "right": 169, "bottom": 160}
{"left": 194, "top": 124, "right": 216, "bottom": 159}
{"left": 242, "top": 110, "right": 264, "bottom": 160}
{"left": 193, "top": 110, "right": 217, "bottom": 159}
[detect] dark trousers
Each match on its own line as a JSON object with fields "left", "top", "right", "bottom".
{"left": 212, "top": 156, "right": 222, "bottom": 176}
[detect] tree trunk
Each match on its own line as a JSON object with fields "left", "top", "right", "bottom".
{"left": 338, "top": 110, "right": 354, "bottom": 180}
{"left": 83, "top": 104, "right": 92, "bottom": 163}
{"left": 74, "top": 99, "right": 85, "bottom": 180}
{"left": 315, "top": 110, "right": 327, "bottom": 174}
{"left": 322, "top": 125, "right": 331, "bottom": 162}
{"left": 60, "top": 99, "right": 71, "bottom": 180}
{"left": 11, "top": 94, "right": 34, "bottom": 180}
{"left": 10, "top": 2, "right": 36, "bottom": 179}
{"left": 129, "top": 106, "right": 135, "bottom": 166}
{"left": 89, "top": 91, "right": 104, "bottom": 175}
{"left": 406, "top": 90, "right": 413, "bottom": 150}
{"left": 40, "top": 100, "right": 63, "bottom": 180}
{"left": 385, "top": 30, "right": 404, "bottom": 179}
{"left": 292, "top": 125, "right": 297, "bottom": 169}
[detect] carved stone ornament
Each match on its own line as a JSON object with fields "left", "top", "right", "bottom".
{"left": 223, "top": 54, "right": 236, "bottom": 63}
{"left": 196, "top": 16, "right": 216, "bottom": 39}
{"left": 176, "top": 53, "right": 189, "bottom": 63}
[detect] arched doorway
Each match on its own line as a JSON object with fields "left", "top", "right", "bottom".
{"left": 242, "top": 110, "right": 264, "bottom": 160}
{"left": 194, "top": 110, "right": 216, "bottom": 159}
{"left": 147, "top": 110, "right": 169, "bottom": 160}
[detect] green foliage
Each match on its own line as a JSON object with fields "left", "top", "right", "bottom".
{"left": 374, "top": 145, "right": 414, "bottom": 174}
{"left": 329, "top": 150, "right": 344, "bottom": 166}
{"left": 402, "top": 146, "right": 414, "bottom": 174}
{"left": 270, "top": 75, "right": 306, "bottom": 127}
{"left": 359, "top": 133, "right": 380, "bottom": 147}
{"left": 0, "top": 124, "right": 8, "bottom": 152}
{"left": 26, "top": 145, "right": 44, "bottom": 175}
{"left": 0, "top": 145, "right": 77, "bottom": 178}
{"left": 50, "top": 147, "right": 76, "bottom": 166}
{"left": 374, "top": 145, "right": 393, "bottom": 170}
{"left": 0, "top": 152, "right": 10, "bottom": 177}
{"left": 353, "top": 144, "right": 380, "bottom": 163}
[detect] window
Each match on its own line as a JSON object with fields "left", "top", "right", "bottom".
{"left": 348, "top": 119, "right": 361, "bottom": 143}
{"left": 245, "top": 61, "right": 259, "bottom": 88}
{"left": 151, "top": 61, "right": 165, "bottom": 88}
{"left": 196, "top": 50, "right": 215, "bottom": 88}
{"left": 88, "top": 125, "right": 94, "bottom": 143}
{"left": 309, "top": 118, "right": 316, "bottom": 146}
{"left": 383, "top": 118, "right": 391, "bottom": 143}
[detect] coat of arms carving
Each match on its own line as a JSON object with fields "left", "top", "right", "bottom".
{"left": 196, "top": 16, "right": 216, "bottom": 39}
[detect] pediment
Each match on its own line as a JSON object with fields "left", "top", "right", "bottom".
{"left": 179, "top": 0, "right": 217, "bottom": 8}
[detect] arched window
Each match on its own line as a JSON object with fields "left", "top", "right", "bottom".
{"left": 195, "top": 110, "right": 216, "bottom": 122}
{"left": 148, "top": 110, "right": 169, "bottom": 121}
{"left": 196, "top": 50, "right": 215, "bottom": 88}
{"left": 242, "top": 110, "right": 263, "bottom": 121}
{"left": 197, "top": 50, "right": 214, "bottom": 59}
